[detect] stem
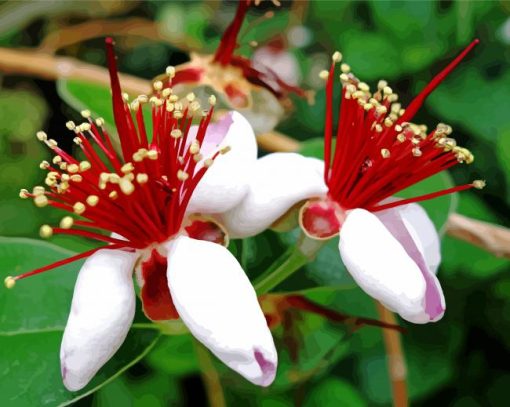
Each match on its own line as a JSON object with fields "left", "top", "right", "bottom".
{"left": 375, "top": 302, "right": 408, "bottom": 407}
{"left": 254, "top": 248, "right": 307, "bottom": 295}
{"left": 254, "top": 234, "right": 326, "bottom": 295}
{"left": 193, "top": 338, "right": 226, "bottom": 407}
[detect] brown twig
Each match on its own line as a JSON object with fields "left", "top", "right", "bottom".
{"left": 37, "top": 17, "right": 201, "bottom": 54}
{"left": 375, "top": 302, "right": 408, "bottom": 407}
{"left": 286, "top": 295, "right": 406, "bottom": 333}
{"left": 0, "top": 46, "right": 150, "bottom": 95}
{"left": 446, "top": 213, "right": 510, "bottom": 259}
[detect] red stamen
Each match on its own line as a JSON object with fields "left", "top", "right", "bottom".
{"left": 398, "top": 39, "right": 479, "bottom": 124}
{"left": 213, "top": 0, "right": 251, "bottom": 65}
{"left": 13, "top": 244, "right": 123, "bottom": 281}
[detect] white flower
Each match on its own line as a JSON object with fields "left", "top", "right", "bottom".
{"left": 8, "top": 40, "right": 276, "bottom": 392}
{"left": 219, "top": 41, "right": 482, "bottom": 324}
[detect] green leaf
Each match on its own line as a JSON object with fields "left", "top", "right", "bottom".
{"left": 145, "top": 334, "right": 199, "bottom": 377}
{"left": 304, "top": 378, "right": 367, "bottom": 406}
{"left": 0, "top": 237, "right": 160, "bottom": 406}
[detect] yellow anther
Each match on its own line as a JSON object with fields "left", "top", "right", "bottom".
{"left": 472, "top": 180, "right": 486, "bottom": 189}
{"left": 383, "top": 86, "right": 393, "bottom": 95}
{"left": 73, "top": 137, "right": 82, "bottom": 145}
{"left": 319, "top": 70, "right": 329, "bottom": 80}
{"left": 173, "top": 111, "right": 184, "bottom": 119}
{"left": 73, "top": 202, "right": 86, "bottom": 215}
{"left": 384, "top": 118, "right": 393, "bottom": 127}
{"left": 358, "top": 82, "right": 370, "bottom": 92}
{"left": 47, "top": 139, "right": 58, "bottom": 148}
{"left": 122, "top": 92, "right": 129, "bottom": 102}
{"left": 61, "top": 174, "right": 70, "bottom": 182}
{"left": 136, "top": 173, "right": 149, "bottom": 184}
{"left": 378, "top": 80, "right": 388, "bottom": 90}
{"left": 380, "top": 148, "right": 391, "bottom": 158}
{"left": 220, "top": 146, "right": 231, "bottom": 155}
{"left": 171, "top": 129, "right": 182, "bottom": 139}
{"left": 109, "top": 191, "right": 118, "bottom": 200}
{"left": 177, "top": 170, "right": 189, "bottom": 181}
{"left": 19, "top": 189, "right": 29, "bottom": 199}
{"left": 66, "top": 121, "right": 76, "bottom": 130}
{"left": 153, "top": 81, "right": 163, "bottom": 91}
{"left": 34, "top": 195, "right": 48, "bottom": 207}
{"left": 36, "top": 131, "right": 47, "bottom": 141}
{"left": 340, "top": 63, "right": 350, "bottom": 73}
{"left": 162, "top": 88, "right": 172, "bottom": 98}
{"left": 208, "top": 94, "right": 217, "bottom": 106}
{"left": 81, "top": 123, "right": 91, "bottom": 132}
{"left": 40, "top": 225, "right": 53, "bottom": 238}
{"left": 193, "top": 153, "right": 203, "bottom": 163}
{"left": 80, "top": 110, "right": 91, "bottom": 118}
{"left": 204, "top": 158, "right": 214, "bottom": 167}
{"left": 189, "top": 141, "right": 200, "bottom": 155}
{"left": 4, "top": 276, "right": 16, "bottom": 289}
{"left": 33, "top": 186, "right": 45, "bottom": 195}
{"left": 121, "top": 163, "right": 135, "bottom": 173}
{"left": 86, "top": 195, "right": 99, "bottom": 207}
{"left": 52, "top": 156, "right": 62, "bottom": 165}
{"left": 190, "top": 100, "right": 201, "bottom": 112}
{"left": 332, "top": 51, "right": 342, "bottom": 63}
{"left": 67, "top": 164, "right": 79, "bottom": 174}
{"left": 95, "top": 118, "right": 105, "bottom": 127}
{"left": 119, "top": 177, "right": 135, "bottom": 195}
{"left": 147, "top": 150, "right": 158, "bottom": 160}
{"left": 79, "top": 161, "right": 91, "bottom": 172}
{"left": 186, "top": 93, "right": 196, "bottom": 102}
{"left": 412, "top": 147, "right": 422, "bottom": 157}
{"left": 60, "top": 216, "right": 74, "bottom": 229}
{"left": 166, "top": 66, "right": 176, "bottom": 78}
{"left": 130, "top": 100, "right": 140, "bottom": 111}
{"left": 169, "top": 94, "right": 179, "bottom": 103}
{"left": 70, "top": 175, "right": 82, "bottom": 183}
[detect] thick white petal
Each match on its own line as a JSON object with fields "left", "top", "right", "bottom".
{"left": 60, "top": 249, "right": 137, "bottom": 391}
{"left": 221, "top": 152, "right": 328, "bottom": 238}
{"left": 376, "top": 205, "right": 445, "bottom": 323}
{"left": 187, "top": 111, "right": 258, "bottom": 214}
{"left": 165, "top": 236, "right": 277, "bottom": 386}
{"left": 396, "top": 204, "right": 441, "bottom": 274}
{"left": 339, "top": 209, "right": 428, "bottom": 323}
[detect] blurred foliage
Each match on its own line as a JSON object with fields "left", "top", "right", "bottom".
{"left": 0, "top": 1, "right": 509, "bottom": 406}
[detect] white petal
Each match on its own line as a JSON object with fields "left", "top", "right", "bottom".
{"left": 375, "top": 205, "right": 445, "bottom": 323}
{"left": 165, "top": 236, "right": 277, "bottom": 386}
{"left": 60, "top": 248, "right": 137, "bottom": 391}
{"left": 395, "top": 203, "right": 441, "bottom": 274}
{"left": 252, "top": 47, "right": 301, "bottom": 86}
{"left": 187, "top": 111, "right": 258, "bottom": 214}
{"left": 339, "top": 209, "right": 428, "bottom": 323}
{"left": 221, "top": 152, "right": 328, "bottom": 238}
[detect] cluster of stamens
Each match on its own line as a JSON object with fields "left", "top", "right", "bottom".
{"left": 6, "top": 39, "right": 227, "bottom": 288}
{"left": 320, "top": 42, "right": 483, "bottom": 213}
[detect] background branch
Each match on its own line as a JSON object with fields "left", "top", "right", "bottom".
{"left": 375, "top": 302, "right": 408, "bottom": 407}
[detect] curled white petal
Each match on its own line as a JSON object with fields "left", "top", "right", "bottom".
{"left": 60, "top": 248, "right": 137, "bottom": 391}
{"left": 339, "top": 209, "right": 428, "bottom": 323}
{"left": 187, "top": 111, "right": 257, "bottom": 214}
{"left": 221, "top": 152, "right": 327, "bottom": 238}
{"left": 376, "top": 205, "right": 445, "bottom": 323}
{"left": 165, "top": 236, "right": 277, "bottom": 386}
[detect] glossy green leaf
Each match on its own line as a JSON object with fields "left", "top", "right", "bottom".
{"left": 0, "top": 237, "right": 160, "bottom": 406}
{"left": 304, "top": 378, "right": 367, "bottom": 406}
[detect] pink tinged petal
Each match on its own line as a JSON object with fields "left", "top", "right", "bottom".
{"left": 376, "top": 206, "right": 445, "bottom": 323}
{"left": 187, "top": 111, "right": 258, "bottom": 214}
{"left": 60, "top": 249, "right": 137, "bottom": 391}
{"left": 252, "top": 47, "right": 301, "bottom": 86}
{"left": 164, "top": 236, "right": 277, "bottom": 386}
{"left": 339, "top": 209, "right": 429, "bottom": 323}
{"left": 221, "top": 152, "right": 328, "bottom": 238}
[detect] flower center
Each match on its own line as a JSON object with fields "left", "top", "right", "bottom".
{"left": 299, "top": 196, "right": 346, "bottom": 240}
